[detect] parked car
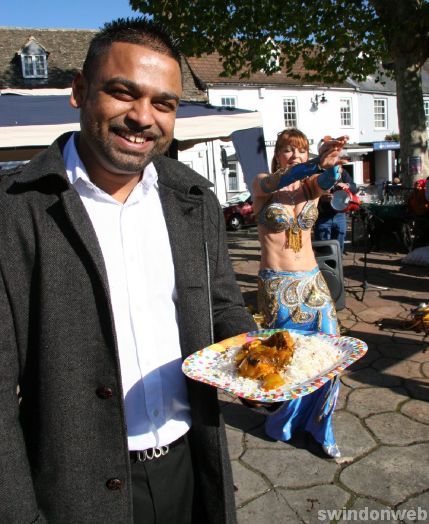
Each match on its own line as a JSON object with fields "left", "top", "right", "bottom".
{"left": 222, "top": 191, "right": 256, "bottom": 231}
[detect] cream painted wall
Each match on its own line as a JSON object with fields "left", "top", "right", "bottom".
{"left": 357, "top": 92, "right": 399, "bottom": 142}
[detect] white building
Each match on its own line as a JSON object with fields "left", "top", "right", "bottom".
{"left": 187, "top": 53, "right": 429, "bottom": 202}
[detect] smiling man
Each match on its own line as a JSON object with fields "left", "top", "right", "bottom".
{"left": 71, "top": 38, "right": 182, "bottom": 201}
{"left": 0, "top": 18, "right": 255, "bottom": 524}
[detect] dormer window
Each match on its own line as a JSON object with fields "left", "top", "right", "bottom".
{"left": 21, "top": 54, "right": 47, "bottom": 78}
{"left": 18, "top": 37, "right": 48, "bottom": 79}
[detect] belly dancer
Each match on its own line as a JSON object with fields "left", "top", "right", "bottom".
{"left": 252, "top": 129, "right": 348, "bottom": 457}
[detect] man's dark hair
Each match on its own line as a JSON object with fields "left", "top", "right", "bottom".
{"left": 82, "top": 17, "right": 182, "bottom": 79}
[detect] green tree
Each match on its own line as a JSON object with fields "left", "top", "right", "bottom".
{"left": 131, "top": 0, "right": 429, "bottom": 184}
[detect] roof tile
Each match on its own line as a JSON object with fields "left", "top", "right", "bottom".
{"left": 0, "top": 28, "right": 207, "bottom": 100}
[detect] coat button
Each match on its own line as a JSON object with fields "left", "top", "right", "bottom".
{"left": 96, "top": 386, "right": 113, "bottom": 399}
{"left": 106, "top": 478, "right": 123, "bottom": 490}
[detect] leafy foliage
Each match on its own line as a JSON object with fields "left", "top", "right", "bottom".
{"left": 131, "top": 0, "right": 429, "bottom": 180}
{"left": 130, "top": 0, "right": 393, "bottom": 82}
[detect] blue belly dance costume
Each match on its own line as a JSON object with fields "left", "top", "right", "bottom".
{"left": 258, "top": 195, "right": 341, "bottom": 457}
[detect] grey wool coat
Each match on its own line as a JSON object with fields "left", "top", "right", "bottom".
{"left": 0, "top": 133, "right": 256, "bottom": 523}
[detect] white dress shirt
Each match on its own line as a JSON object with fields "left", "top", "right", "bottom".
{"left": 63, "top": 134, "right": 191, "bottom": 450}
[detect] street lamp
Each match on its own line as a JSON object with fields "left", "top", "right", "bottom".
{"left": 311, "top": 93, "right": 328, "bottom": 110}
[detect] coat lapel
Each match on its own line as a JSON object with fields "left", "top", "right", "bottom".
{"left": 158, "top": 181, "right": 206, "bottom": 291}
{"left": 155, "top": 157, "right": 214, "bottom": 357}
{"left": 155, "top": 157, "right": 210, "bottom": 292}
{"left": 60, "top": 188, "right": 110, "bottom": 292}
{"left": 16, "top": 134, "right": 111, "bottom": 293}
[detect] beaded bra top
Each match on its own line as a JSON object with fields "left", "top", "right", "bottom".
{"left": 258, "top": 198, "right": 318, "bottom": 252}
{"left": 259, "top": 200, "right": 318, "bottom": 233}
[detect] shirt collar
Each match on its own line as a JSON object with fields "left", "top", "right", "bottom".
{"left": 63, "top": 132, "right": 158, "bottom": 194}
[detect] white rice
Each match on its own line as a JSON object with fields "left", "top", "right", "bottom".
{"left": 215, "top": 332, "right": 342, "bottom": 392}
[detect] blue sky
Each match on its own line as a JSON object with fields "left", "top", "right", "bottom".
{"left": 1, "top": 0, "right": 142, "bottom": 30}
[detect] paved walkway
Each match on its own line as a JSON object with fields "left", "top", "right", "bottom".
{"left": 222, "top": 228, "right": 429, "bottom": 524}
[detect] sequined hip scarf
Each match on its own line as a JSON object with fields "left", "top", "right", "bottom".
{"left": 257, "top": 267, "right": 337, "bottom": 333}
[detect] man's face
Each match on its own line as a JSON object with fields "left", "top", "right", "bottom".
{"left": 71, "top": 42, "right": 182, "bottom": 180}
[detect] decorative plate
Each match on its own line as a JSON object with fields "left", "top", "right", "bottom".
{"left": 182, "top": 329, "right": 367, "bottom": 402}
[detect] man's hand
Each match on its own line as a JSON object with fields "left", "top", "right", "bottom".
{"left": 240, "top": 397, "right": 282, "bottom": 412}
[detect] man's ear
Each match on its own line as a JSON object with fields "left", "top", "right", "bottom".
{"left": 70, "top": 72, "right": 87, "bottom": 108}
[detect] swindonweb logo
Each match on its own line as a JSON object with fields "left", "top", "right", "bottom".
{"left": 318, "top": 506, "right": 428, "bottom": 522}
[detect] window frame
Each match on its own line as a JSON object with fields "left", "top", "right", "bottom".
{"left": 340, "top": 97, "right": 352, "bottom": 127}
{"left": 221, "top": 96, "right": 237, "bottom": 108}
{"left": 374, "top": 97, "right": 388, "bottom": 130}
{"left": 227, "top": 160, "right": 239, "bottom": 191}
{"left": 283, "top": 97, "right": 298, "bottom": 128}
{"left": 20, "top": 53, "right": 48, "bottom": 79}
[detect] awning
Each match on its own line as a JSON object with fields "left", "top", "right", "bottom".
{"left": 0, "top": 123, "right": 81, "bottom": 149}
{"left": 174, "top": 111, "right": 262, "bottom": 141}
{"left": 0, "top": 94, "right": 263, "bottom": 148}
{"left": 344, "top": 143, "right": 373, "bottom": 154}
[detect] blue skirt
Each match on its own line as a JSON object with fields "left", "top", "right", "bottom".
{"left": 259, "top": 267, "right": 340, "bottom": 456}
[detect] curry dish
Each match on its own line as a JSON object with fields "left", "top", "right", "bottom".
{"left": 235, "top": 331, "right": 295, "bottom": 390}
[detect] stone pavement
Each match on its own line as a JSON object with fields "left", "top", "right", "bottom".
{"left": 222, "top": 228, "right": 429, "bottom": 524}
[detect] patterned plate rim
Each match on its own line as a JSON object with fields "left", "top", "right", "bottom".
{"left": 182, "top": 329, "right": 368, "bottom": 402}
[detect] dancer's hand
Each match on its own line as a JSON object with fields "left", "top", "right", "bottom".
{"left": 318, "top": 135, "right": 349, "bottom": 170}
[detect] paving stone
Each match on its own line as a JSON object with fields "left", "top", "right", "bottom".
{"left": 362, "top": 295, "right": 399, "bottom": 308}
{"left": 401, "top": 399, "right": 429, "bottom": 425}
{"left": 371, "top": 357, "right": 423, "bottom": 379}
{"left": 378, "top": 342, "right": 429, "bottom": 363}
{"left": 337, "top": 318, "right": 356, "bottom": 330}
{"left": 333, "top": 411, "right": 377, "bottom": 458}
{"left": 351, "top": 321, "right": 386, "bottom": 335}
{"left": 336, "top": 383, "right": 351, "bottom": 410}
{"left": 341, "top": 368, "right": 403, "bottom": 388}
{"left": 343, "top": 297, "right": 368, "bottom": 314}
{"left": 284, "top": 484, "right": 350, "bottom": 524}
{"left": 365, "top": 412, "right": 429, "bottom": 445}
{"left": 339, "top": 443, "right": 429, "bottom": 506}
{"left": 396, "top": 310, "right": 413, "bottom": 319}
{"left": 336, "top": 310, "right": 351, "bottom": 322}
{"left": 245, "top": 427, "right": 326, "bottom": 460}
{"left": 347, "top": 386, "right": 409, "bottom": 418}
{"left": 231, "top": 460, "right": 270, "bottom": 507}
{"left": 337, "top": 498, "right": 400, "bottom": 524}
{"left": 237, "top": 489, "right": 301, "bottom": 524}
{"left": 357, "top": 305, "right": 402, "bottom": 322}
{"left": 244, "top": 424, "right": 296, "bottom": 450}
{"left": 397, "top": 492, "right": 429, "bottom": 524}
{"left": 241, "top": 447, "right": 338, "bottom": 489}
{"left": 226, "top": 427, "right": 244, "bottom": 460}
{"left": 404, "top": 376, "right": 429, "bottom": 401}
{"left": 393, "top": 332, "right": 428, "bottom": 345}
{"left": 361, "top": 288, "right": 381, "bottom": 309}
